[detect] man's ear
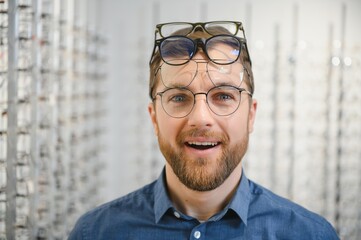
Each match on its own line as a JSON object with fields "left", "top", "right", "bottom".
{"left": 148, "top": 102, "right": 159, "bottom": 136}
{"left": 248, "top": 98, "right": 257, "bottom": 133}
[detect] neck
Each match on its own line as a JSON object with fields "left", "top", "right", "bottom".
{"left": 165, "top": 163, "right": 242, "bottom": 222}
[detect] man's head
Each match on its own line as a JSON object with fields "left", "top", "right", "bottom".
{"left": 149, "top": 21, "right": 254, "bottom": 99}
{"left": 148, "top": 21, "right": 257, "bottom": 192}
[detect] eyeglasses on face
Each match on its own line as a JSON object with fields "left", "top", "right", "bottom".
{"left": 153, "top": 85, "right": 252, "bottom": 118}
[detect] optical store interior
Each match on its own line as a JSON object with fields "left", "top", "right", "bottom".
{"left": 1, "top": 0, "right": 360, "bottom": 239}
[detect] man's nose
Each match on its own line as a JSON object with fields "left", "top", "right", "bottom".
{"left": 187, "top": 94, "right": 214, "bottom": 127}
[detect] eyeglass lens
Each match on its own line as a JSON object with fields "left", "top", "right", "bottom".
{"left": 160, "top": 35, "right": 241, "bottom": 65}
{"left": 159, "top": 86, "right": 248, "bottom": 118}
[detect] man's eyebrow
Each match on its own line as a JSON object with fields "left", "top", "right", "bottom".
{"left": 164, "top": 83, "right": 188, "bottom": 89}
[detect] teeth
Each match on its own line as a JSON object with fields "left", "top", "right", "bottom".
{"left": 188, "top": 142, "right": 218, "bottom": 147}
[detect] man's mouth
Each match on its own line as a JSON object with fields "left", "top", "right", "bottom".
{"left": 186, "top": 141, "right": 220, "bottom": 150}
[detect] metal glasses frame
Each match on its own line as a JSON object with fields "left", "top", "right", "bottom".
{"left": 152, "top": 85, "right": 252, "bottom": 118}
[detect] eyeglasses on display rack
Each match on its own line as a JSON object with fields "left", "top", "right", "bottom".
{"left": 149, "top": 21, "right": 251, "bottom": 66}
{"left": 152, "top": 85, "right": 252, "bottom": 118}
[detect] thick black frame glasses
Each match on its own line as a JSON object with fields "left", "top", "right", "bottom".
{"left": 152, "top": 35, "right": 246, "bottom": 66}
{"left": 154, "top": 21, "right": 246, "bottom": 39}
{"left": 152, "top": 85, "right": 252, "bottom": 118}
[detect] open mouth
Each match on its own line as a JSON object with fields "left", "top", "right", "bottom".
{"left": 186, "top": 141, "right": 220, "bottom": 150}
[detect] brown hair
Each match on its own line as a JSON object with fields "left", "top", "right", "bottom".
{"left": 149, "top": 26, "right": 254, "bottom": 99}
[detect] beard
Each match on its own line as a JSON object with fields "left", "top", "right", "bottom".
{"left": 158, "top": 128, "right": 249, "bottom": 192}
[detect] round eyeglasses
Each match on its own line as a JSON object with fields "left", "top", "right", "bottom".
{"left": 153, "top": 35, "right": 244, "bottom": 66}
{"left": 153, "top": 85, "right": 252, "bottom": 118}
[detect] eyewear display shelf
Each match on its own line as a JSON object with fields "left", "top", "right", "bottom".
{"left": 246, "top": 9, "right": 361, "bottom": 240}
{"left": 0, "top": 0, "right": 107, "bottom": 239}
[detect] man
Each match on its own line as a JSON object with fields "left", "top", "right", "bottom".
{"left": 69, "top": 21, "right": 339, "bottom": 239}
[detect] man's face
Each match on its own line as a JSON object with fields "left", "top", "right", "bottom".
{"left": 148, "top": 54, "right": 257, "bottom": 192}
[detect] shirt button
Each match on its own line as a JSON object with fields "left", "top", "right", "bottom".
{"left": 173, "top": 211, "right": 181, "bottom": 218}
{"left": 194, "top": 231, "right": 201, "bottom": 239}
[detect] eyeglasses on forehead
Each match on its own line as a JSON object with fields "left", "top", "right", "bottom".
{"left": 156, "top": 59, "right": 247, "bottom": 89}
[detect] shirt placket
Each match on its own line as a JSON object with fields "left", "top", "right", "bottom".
{"left": 189, "top": 223, "right": 207, "bottom": 240}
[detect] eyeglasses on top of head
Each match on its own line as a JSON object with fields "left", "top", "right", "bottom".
{"left": 152, "top": 34, "right": 246, "bottom": 66}
{"left": 149, "top": 21, "right": 251, "bottom": 66}
{"left": 154, "top": 21, "right": 246, "bottom": 39}
{"left": 152, "top": 85, "right": 252, "bottom": 118}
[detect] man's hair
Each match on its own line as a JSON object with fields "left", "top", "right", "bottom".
{"left": 149, "top": 26, "right": 254, "bottom": 99}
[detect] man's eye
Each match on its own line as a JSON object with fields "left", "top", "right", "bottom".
{"left": 171, "top": 95, "right": 186, "bottom": 102}
{"left": 218, "top": 94, "right": 232, "bottom": 100}
{"left": 213, "top": 92, "right": 234, "bottom": 101}
{"left": 167, "top": 92, "right": 192, "bottom": 103}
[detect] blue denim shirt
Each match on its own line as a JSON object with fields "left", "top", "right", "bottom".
{"left": 68, "top": 170, "right": 339, "bottom": 239}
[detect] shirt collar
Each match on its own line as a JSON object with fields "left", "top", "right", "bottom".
{"left": 153, "top": 168, "right": 251, "bottom": 225}
{"left": 154, "top": 168, "right": 173, "bottom": 224}
{"left": 227, "top": 172, "right": 251, "bottom": 225}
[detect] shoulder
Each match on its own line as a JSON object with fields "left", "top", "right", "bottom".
{"left": 247, "top": 180, "right": 339, "bottom": 239}
{"left": 248, "top": 180, "right": 321, "bottom": 222}
{"left": 68, "top": 181, "right": 157, "bottom": 239}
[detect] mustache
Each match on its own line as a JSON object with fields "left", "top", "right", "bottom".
{"left": 177, "top": 128, "right": 229, "bottom": 143}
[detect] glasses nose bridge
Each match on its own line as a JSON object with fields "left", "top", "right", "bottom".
{"left": 193, "top": 92, "right": 209, "bottom": 105}
{"left": 188, "top": 91, "right": 211, "bottom": 116}
{"left": 193, "top": 24, "right": 206, "bottom": 33}
{"left": 188, "top": 39, "right": 207, "bottom": 64}
{"left": 194, "top": 38, "right": 207, "bottom": 54}
{"left": 194, "top": 91, "right": 207, "bottom": 97}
